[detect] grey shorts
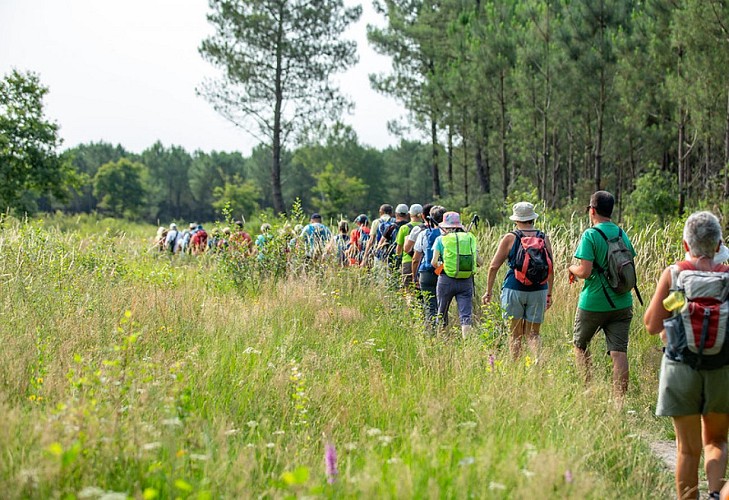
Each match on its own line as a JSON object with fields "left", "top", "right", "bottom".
{"left": 573, "top": 307, "right": 632, "bottom": 353}
{"left": 656, "top": 356, "right": 729, "bottom": 416}
{"left": 500, "top": 288, "right": 548, "bottom": 323}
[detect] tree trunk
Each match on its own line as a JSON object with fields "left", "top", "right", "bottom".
{"left": 447, "top": 125, "right": 454, "bottom": 190}
{"left": 725, "top": 89, "right": 729, "bottom": 198}
{"left": 463, "top": 138, "right": 469, "bottom": 206}
{"left": 475, "top": 140, "right": 489, "bottom": 194}
{"left": 499, "top": 70, "right": 509, "bottom": 201}
{"left": 271, "top": 7, "right": 286, "bottom": 215}
{"left": 678, "top": 106, "right": 687, "bottom": 215}
{"left": 568, "top": 130, "right": 574, "bottom": 201}
{"left": 430, "top": 114, "right": 441, "bottom": 198}
{"left": 594, "top": 70, "right": 605, "bottom": 192}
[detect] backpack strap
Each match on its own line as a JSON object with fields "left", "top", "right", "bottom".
{"left": 589, "top": 226, "right": 616, "bottom": 308}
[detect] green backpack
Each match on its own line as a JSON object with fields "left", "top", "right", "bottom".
{"left": 442, "top": 232, "right": 475, "bottom": 279}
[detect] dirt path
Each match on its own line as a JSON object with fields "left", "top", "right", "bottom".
{"left": 649, "top": 440, "right": 676, "bottom": 471}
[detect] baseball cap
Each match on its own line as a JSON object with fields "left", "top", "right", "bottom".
{"left": 395, "top": 203, "right": 409, "bottom": 215}
{"left": 409, "top": 204, "right": 423, "bottom": 215}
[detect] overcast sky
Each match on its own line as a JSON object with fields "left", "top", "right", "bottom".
{"left": 0, "top": 0, "right": 407, "bottom": 155}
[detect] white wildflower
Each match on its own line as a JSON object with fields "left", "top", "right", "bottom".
{"left": 458, "top": 457, "right": 475, "bottom": 467}
{"left": 366, "top": 428, "right": 382, "bottom": 437}
{"left": 489, "top": 482, "right": 506, "bottom": 491}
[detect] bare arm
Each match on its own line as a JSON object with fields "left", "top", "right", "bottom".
{"left": 644, "top": 267, "right": 672, "bottom": 335}
{"left": 430, "top": 248, "right": 441, "bottom": 270}
{"left": 568, "top": 259, "right": 593, "bottom": 280}
{"left": 403, "top": 237, "right": 416, "bottom": 255}
{"left": 483, "top": 233, "right": 513, "bottom": 302}
{"left": 412, "top": 250, "right": 423, "bottom": 279}
{"left": 545, "top": 235, "right": 555, "bottom": 306}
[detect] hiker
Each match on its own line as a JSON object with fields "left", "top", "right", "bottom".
{"left": 208, "top": 228, "right": 222, "bottom": 252}
{"left": 326, "top": 220, "right": 351, "bottom": 266}
{"left": 568, "top": 190, "right": 638, "bottom": 402}
{"left": 362, "top": 204, "right": 394, "bottom": 268}
{"left": 430, "top": 211, "right": 480, "bottom": 339}
{"left": 397, "top": 204, "right": 425, "bottom": 288}
{"left": 300, "top": 213, "right": 332, "bottom": 261}
{"left": 255, "top": 223, "right": 274, "bottom": 260}
{"left": 180, "top": 223, "right": 197, "bottom": 253}
{"left": 482, "top": 202, "right": 553, "bottom": 359}
{"left": 403, "top": 203, "right": 429, "bottom": 257}
{"left": 154, "top": 226, "right": 168, "bottom": 252}
{"left": 644, "top": 211, "right": 729, "bottom": 500}
{"left": 165, "top": 223, "right": 180, "bottom": 254}
{"left": 230, "top": 220, "right": 253, "bottom": 255}
{"left": 218, "top": 227, "right": 231, "bottom": 251}
{"left": 347, "top": 214, "right": 370, "bottom": 265}
{"left": 412, "top": 205, "right": 443, "bottom": 331}
{"left": 190, "top": 224, "right": 208, "bottom": 254}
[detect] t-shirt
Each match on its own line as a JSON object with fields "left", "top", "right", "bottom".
{"left": 407, "top": 224, "right": 425, "bottom": 243}
{"left": 396, "top": 222, "right": 414, "bottom": 264}
{"left": 574, "top": 221, "right": 636, "bottom": 312}
{"left": 300, "top": 223, "right": 332, "bottom": 256}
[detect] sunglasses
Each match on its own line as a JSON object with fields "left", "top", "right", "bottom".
{"left": 585, "top": 205, "right": 595, "bottom": 212}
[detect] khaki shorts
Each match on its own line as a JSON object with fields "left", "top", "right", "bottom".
{"left": 573, "top": 307, "right": 632, "bottom": 353}
{"left": 656, "top": 356, "right": 729, "bottom": 416}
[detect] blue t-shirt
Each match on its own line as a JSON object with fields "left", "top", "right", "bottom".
{"left": 300, "top": 223, "right": 332, "bottom": 255}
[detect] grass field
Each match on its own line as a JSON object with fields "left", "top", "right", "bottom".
{"left": 0, "top": 214, "right": 688, "bottom": 498}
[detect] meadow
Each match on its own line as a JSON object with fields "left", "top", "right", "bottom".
{"left": 0, "top": 213, "right": 688, "bottom": 498}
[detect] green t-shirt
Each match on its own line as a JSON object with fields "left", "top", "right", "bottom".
{"left": 574, "top": 221, "right": 636, "bottom": 312}
{"left": 396, "top": 222, "right": 415, "bottom": 264}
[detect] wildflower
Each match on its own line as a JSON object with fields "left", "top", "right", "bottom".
{"left": 273, "top": 430, "right": 285, "bottom": 435}
{"left": 459, "top": 457, "right": 475, "bottom": 466}
{"left": 457, "top": 421, "right": 477, "bottom": 429}
{"left": 488, "top": 354, "right": 495, "bottom": 372}
{"left": 142, "top": 442, "right": 162, "bottom": 451}
{"left": 489, "top": 482, "right": 506, "bottom": 491}
{"left": 521, "top": 469, "right": 535, "bottom": 478}
{"left": 366, "top": 428, "right": 382, "bottom": 437}
{"left": 176, "top": 449, "right": 186, "bottom": 457}
{"left": 224, "top": 429, "right": 239, "bottom": 436}
{"left": 36, "top": 377, "right": 43, "bottom": 384}
{"left": 344, "top": 442, "right": 357, "bottom": 451}
{"left": 564, "top": 469, "right": 573, "bottom": 483}
{"left": 246, "top": 420, "right": 258, "bottom": 429}
{"left": 386, "top": 457, "right": 400, "bottom": 464}
{"left": 325, "top": 443, "right": 338, "bottom": 484}
{"left": 266, "top": 442, "right": 275, "bottom": 448}
{"left": 190, "top": 454, "right": 209, "bottom": 461}
{"left": 525, "top": 355, "right": 533, "bottom": 367}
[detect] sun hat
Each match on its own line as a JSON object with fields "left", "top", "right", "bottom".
{"left": 409, "top": 204, "right": 423, "bottom": 215}
{"left": 509, "top": 202, "right": 539, "bottom": 222}
{"left": 170, "top": 223, "right": 177, "bottom": 230}
{"left": 395, "top": 203, "right": 409, "bottom": 215}
{"left": 189, "top": 223, "right": 197, "bottom": 230}
{"left": 440, "top": 211, "right": 464, "bottom": 229}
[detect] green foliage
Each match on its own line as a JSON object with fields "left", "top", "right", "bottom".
{"left": 625, "top": 166, "right": 679, "bottom": 225}
{"left": 93, "top": 158, "right": 148, "bottom": 219}
{"left": 212, "top": 176, "right": 261, "bottom": 221}
{"left": 0, "top": 69, "right": 75, "bottom": 213}
{"left": 311, "top": 163, "right": 366, "bottom": 219}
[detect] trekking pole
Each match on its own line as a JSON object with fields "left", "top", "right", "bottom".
{"left": 465, "top": 214, "right": 480, "bottom": 232}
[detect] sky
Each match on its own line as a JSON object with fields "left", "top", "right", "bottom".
{"left": 0, "top": 0, "right": 408, "bottom": 156}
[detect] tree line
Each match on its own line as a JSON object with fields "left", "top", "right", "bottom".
{"left": 3, "top": 1, "right": 729, "bottom": 225}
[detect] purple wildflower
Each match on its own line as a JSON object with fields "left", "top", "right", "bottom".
{"left": 488, "top": 354, "right": 496, "bottom": 371}
{"left": 564, "top": 469, "right": 573, "bottom": 483}
{"left": 325, "top": 443, "right": 338, "bottom": 484}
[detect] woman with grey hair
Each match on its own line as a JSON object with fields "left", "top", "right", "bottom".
{"left": 644, "top": 211, "right": 729, "bottom": 500}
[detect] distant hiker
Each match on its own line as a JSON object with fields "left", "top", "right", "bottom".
{"left": 208, "top": 227, "right": 222, "bottom": 252}
{"left": 482, "top": 202, "right": 553, "bottom": 359}
{"left": 362, "top": 204, "right": 393, "bottom": 268}
{"left": 255, "top": 223, "right": 274, "bottom": 260}
{"left": 326, "top": 220, "right": 351, "bottom": 266}
{"left": 230, "top": 220, "right": 253, "bottom": 255}
{"left": 403, "top": 203, "right": 429, "bottom": 259}
{"left": 190, "top": 224, "right": 208, "bottom": 254}
{"left": 154, "top": 226, "right": 168, "bottom": 252}
{"left": 412, "top": 205, "right": 443, "bottom": 331}
{"left": 300, "top": 213, "right": 332, "bottom": 260}
{"left": 165, "top": 223, "right": 180, "bottom": 254}
{"left": 568, "top": 190, "right": 638, "bottom": 402}
{"left": 430, "top": 211, "right": 479, "bottom": 339}
{"left": 397, "top": 203, "right": 425, "bottom": 288}
{"left": 644, "top": 211, "right": 729, "bottom": 500}
{"left": 347, "top": 214, "right": 370, "bottom": 265}
{"left": 219, "top": 227, "right": 231, "bottom": 251}
{"left": 180, "top": 223, "right": 197, "bottom": 253}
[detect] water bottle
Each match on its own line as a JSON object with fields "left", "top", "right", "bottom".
{"left": 662, "top": 290, "right": 685, "bottom": 312}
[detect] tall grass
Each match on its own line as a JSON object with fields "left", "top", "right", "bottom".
{"left": 0, "top": 215, "right": 680, "bottom": 498}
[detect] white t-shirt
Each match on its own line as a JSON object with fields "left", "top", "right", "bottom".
{"left": 407, "top": 224, "right": 425, "bottom": 243}
{"left": 414, "top": 228, "right": 430, "bottom": 253}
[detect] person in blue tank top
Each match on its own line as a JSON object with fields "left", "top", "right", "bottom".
{"left": 483, "top": 202, "right": 553, "bottom": 359}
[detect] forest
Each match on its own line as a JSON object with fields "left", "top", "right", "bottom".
{"left": 2, "top": 0, "right": 729, "bottom": 226}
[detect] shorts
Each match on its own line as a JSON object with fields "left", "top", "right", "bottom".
{"left": 573, "top": 307, "right": 632, "bottom": 353}
{"left": 656, "top": 356, "right": 729, "bottom": 416}
{"left": 401, "top": 261, "right": 413, "bottom": 287}
{"left": 500, "top": 288, "right": 548, "bottom": 323}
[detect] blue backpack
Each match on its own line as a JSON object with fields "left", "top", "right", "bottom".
{"left": 419, "top": 227, "right": 441, "bottom": 272}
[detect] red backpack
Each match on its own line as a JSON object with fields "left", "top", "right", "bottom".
{"left": 510, "top": 230, "right": 552, "bottom": 286}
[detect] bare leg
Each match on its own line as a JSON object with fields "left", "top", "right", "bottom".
{"left": 673, "top": 414, "right": 702, "bottom": 499}
{"left": 526, "top": 321, "right": 541, "bottom": 359}
{"left": 509, "top": 318, "right": 525, "bottom": 359}
{"left": 702, "top": 413, "right": 729, "bottom": 494}
{"left": 610, "top": 351, "right": 629, "bottom": 401}
{"left": 574, "top": 346, "right": 592, "bottom": 384}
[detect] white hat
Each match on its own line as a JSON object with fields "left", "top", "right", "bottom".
{"left": 395, "top": 203, "right": 409, "bottom": 215}
{"left": 409, "top": 204, "right": 423, "bottom": 215}
{"left": 170, "top": 223, "right": 177, "bottom": 230}
{"left": 509, "top": 202, "right": 539, "bottom": 222}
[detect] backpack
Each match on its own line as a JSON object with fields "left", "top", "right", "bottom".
{"left": 419, "top": 227, "right": 440, "bottom": 272}
{"left": 510, "top": 230, "right": 551, "bottom": 286}
{"left": 167, "top": 230, "right": 179, "bottom": 253}
{"left": 357, "top": 228, "right": 370, "bottom": 251}
{"left": 375, "top": 218, "right": 402, "bottom": 260}
{"left": 664, "top": 261, "right": 729, "bottom": 370}
{"left": 335, "top": 234, "right": 350, "bottom": 265}
{"left": 592, "top": 227, "right": 643, "bottom": 308}
{"left": 441, "top": 232, "right": 476, "bottom": 279}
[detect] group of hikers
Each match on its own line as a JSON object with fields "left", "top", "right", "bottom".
{"left": 151, "top": 191, "right": 729, "bottom": 499}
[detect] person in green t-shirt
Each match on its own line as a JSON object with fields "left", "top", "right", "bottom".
{"left": 568, "top": 190, "right": 635, "bottom": 402}
{"left": 396, "top": 203, "right": 425, "bottom": 288}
